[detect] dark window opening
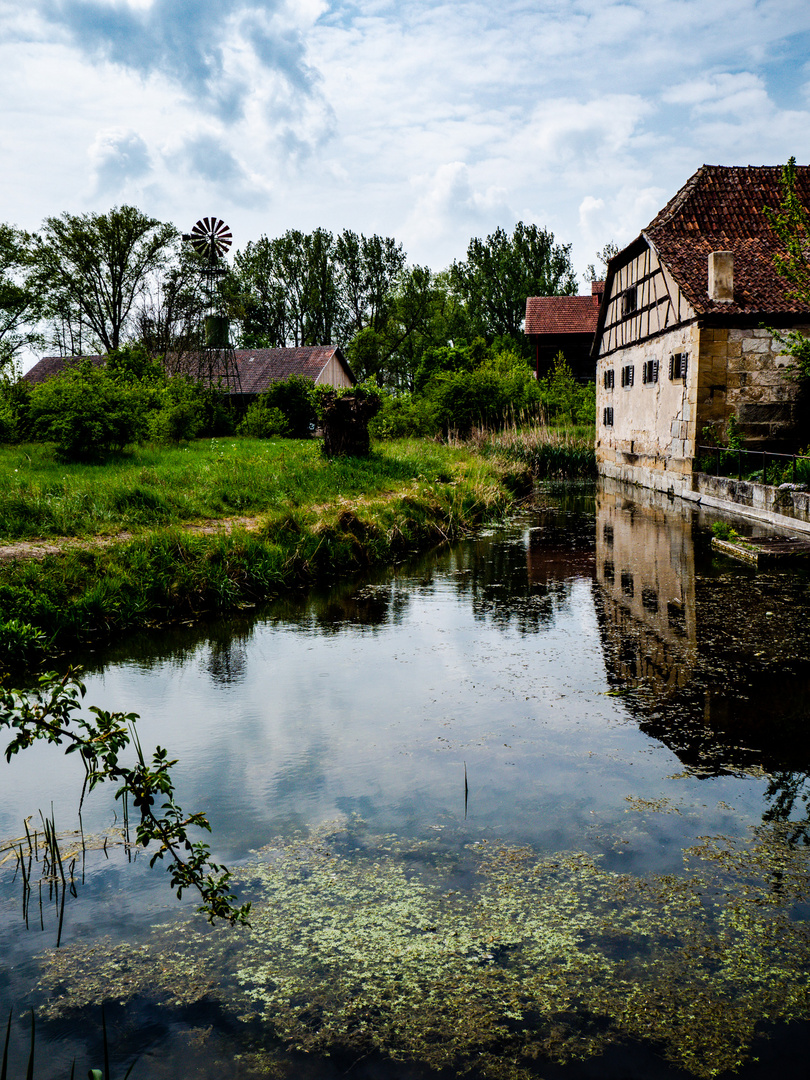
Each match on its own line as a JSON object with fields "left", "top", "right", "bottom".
{"left": 621, "top": 365, "right": 634, "bottom": 388}
{"left": 603, "top": 406, "right": 614, "bottom": 426}
{"left": 622, "top": 287, "right": 637, "bottom": 316}
{"left": 642, "top": 359, "right": 659, "bottom": 384}
{"left": 669, "top": 353, "right": 688, "bottom": 381}
{"left": 604, "top": 368, "right": 615, "bottom": 389}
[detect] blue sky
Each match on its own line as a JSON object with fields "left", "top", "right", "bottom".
{"left": 2, "top": 0, "right": 810, "bottom": 286}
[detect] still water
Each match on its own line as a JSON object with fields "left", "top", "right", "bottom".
{"left": 3, "top": 478, "right": 810, "bottom": 1079}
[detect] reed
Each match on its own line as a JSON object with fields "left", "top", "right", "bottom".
{"left": 482, "top": 424, "right": 596, "bottom": 479}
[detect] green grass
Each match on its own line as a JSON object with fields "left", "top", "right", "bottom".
{"left": 480, "top": 424, "right": 596, "bottom": 479}
{"left": 0, "top": 438, "right": 523, "bottom": 654}
{"left": 0, "top": 438, "right": 486, "bottom": 540}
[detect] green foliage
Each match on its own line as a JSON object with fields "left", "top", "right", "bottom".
{"left": 537, "top": 350, "right": 595, "bottom": 424}
{"left": 487, "top": 426, "right": 596, "bottom": 479}
{"left": 449, "top": 222, "right": 577, "bottom": 348}
{"left": 0, "top": 619, "right": 46, "bottom": 674}
{"left": 413, "top": 336, "right": 490, "bottom": 393}
{"left": 146, "top": 376, "right": 208, "bottom": 443}
{"left": 0, "top": 375, "right": 30, "bottom": 444}
{"left": 237, "top": 399, "right": 290, "bottom": 438}
{"left": 29, "top": 361, "right": 148, "bottom": 462}
{"left": 712, "top": 521, "right": 740, "bottom": 541}
{"left": 369, "top": 390, "right": 438, "bottom": 438}
{"left": 764, "top": 158, "right": 810, "bottom": 382}
{"left": 0, "top": 224, "right": 43, "bottom": 367}
{"left": 33, "top": 206, "right": 177, "bottom": 355}
{"left": 0, "top": 669, "right": 250, "bottom": 925}
{"left": 259, "top": 374, "right": 317, "bottom": 438}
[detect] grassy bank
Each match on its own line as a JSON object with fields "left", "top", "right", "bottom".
{"left": 0, "top": 438, "right": 526, "bottom": 657}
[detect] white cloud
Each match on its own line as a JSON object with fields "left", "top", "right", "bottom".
{"left": 3, "top": 0, "right": 810, "bottom": 284}
{"left": 88, "top": 128, "right": 151, "bottom": 195}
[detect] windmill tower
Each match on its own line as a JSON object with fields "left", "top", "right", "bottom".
{"left": 181, "top": 217, "right": 242, "bottom": 395}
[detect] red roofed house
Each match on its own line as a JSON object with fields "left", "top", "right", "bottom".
{"left": 524, "top": 281, "right": 604, "bottom": 382}
{"left": 23, "top": 346, "right": 355, "bottom": 397}
{"left": 594, "top": 165, "right": 810, "bottom": 496}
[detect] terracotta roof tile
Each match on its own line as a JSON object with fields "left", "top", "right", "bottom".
{"left": 642, "top": 164, "right": 810, "bottom": 315}
{"left": 524, "top": 294, "right": 601, "bottom": 335}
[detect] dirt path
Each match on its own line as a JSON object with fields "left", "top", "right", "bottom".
{"left": 0, "top": 516, "right": 263, "bottom": 565}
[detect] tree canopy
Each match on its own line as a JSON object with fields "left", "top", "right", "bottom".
{"left": 33, "top": 205, "right": 177, "bottom": 354}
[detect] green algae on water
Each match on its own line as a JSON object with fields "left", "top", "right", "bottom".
{"left": 35, "top": 817, "right": 810, "bottom": 1079}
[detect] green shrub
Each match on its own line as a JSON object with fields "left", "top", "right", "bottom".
{"left": 538, "top": 351, "right": 595, "bottom": 424}
{"left": 370, "top": 391, "right": 438, "bottom": 438}
{"left": 148, "top": 376, "right": 207, "bottom": 443}
{"left": 238, "top": 398, "right": 291, "bottom": 438}
{"left": 29, "top": 361, "right": 148, "bottom": 462}
{"left": 261, "top": 375, "right": 317, "bottom": 438}
{"left": 0, "top": 376, "right": 31, "bottom": 443}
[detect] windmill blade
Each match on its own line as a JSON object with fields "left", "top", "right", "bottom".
{"left": 187, "top": 218, "right": 232, "bottom": 263}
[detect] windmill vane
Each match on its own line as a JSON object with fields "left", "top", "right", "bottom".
{"left": 182, "top": 217, "right": 232, "bottom": 264}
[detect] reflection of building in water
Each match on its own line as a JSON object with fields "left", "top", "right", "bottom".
{"left": 206, "top": 636, "right": 248, "bottom": 685}
{"left": 595, "top": 479, "right": 698, "bottom": 700}
{"left": 594, "top": 477, "right": 810, "bottom": 775}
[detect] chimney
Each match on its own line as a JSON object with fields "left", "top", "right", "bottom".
{"left": 708, "top": 251, "right": 733, "bottom": 303}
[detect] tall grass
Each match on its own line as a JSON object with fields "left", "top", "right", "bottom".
{"left": 478, "top": 424, "right": 596, "bottom": 480}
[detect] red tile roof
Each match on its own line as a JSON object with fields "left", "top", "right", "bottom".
{"left": 23, "top": 347, "right": 354, "bottom": 393}
{"left": 642, "top": 164, "right": 810, "bottom": 315}
{"left": 524, "top": 294, "right": 601, "bottom": 335}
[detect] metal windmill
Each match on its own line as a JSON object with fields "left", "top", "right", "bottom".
{"left": 182, "top": 217, "right": 242, "bottom": 394}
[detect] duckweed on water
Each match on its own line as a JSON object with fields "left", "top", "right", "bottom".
{"left": 36, "top": 818, "right": 810, "bottom": 1079}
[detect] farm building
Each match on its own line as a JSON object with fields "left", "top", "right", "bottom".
{"left": 594, "top": 164, "right": 810, "bottom": 497}
{"left": 23, "top": 346, "right": 355, "bottom": 398}
{"left": 524, "top": 281, "right": 603, "bottom": 382}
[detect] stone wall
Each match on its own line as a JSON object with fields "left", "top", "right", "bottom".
{"left": 696, "top": 326, "right": 807, "bottom": 450}
{"left": 596, "top": 323, "right": 699, "bottom": 480}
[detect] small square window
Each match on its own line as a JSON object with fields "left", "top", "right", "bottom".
{"left": 642, "top": 359, "right": 659, "bottom": 384}
{"left": 621, "top": 365, "right": 634, "bottom": 388}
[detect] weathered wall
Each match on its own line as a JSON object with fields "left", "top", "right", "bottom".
{"left": 596, "top": 323, "right": 699, "bottom": 480}
{"left": 315, "top": 354, "right": 354, "bottom": 388}
{"left": 696, "top": 326, "right": 808, "bottom": 450}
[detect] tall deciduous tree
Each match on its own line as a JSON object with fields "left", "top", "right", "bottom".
{"left": 449, "top": 222, "right": 577, "bottom": 347}
{"left": 0, "top": 224, "right": 42, "bottom": 371}
{"left": 34, "top": 206, "right": 177, "bottom": 355}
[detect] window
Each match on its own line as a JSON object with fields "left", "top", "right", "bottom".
{"left": 642, "top": 359, "right": 659, "bottom": 384}
{"left": 622, "top": 286, "right": 637, "bottom": 316}
{"left": 621, "top": 365, "right": 634, "bottom": 388}
{"left": 603, "top": 406, "right": 614, "bottom": 426}
{"left": 621, "top": 571, "right": 634, "bottom": 598}
{"left": 603, "top": 368, "right": 615, "bottom": 389}
{"left": 669, "top": 352, "right": 688, "bottom": 381}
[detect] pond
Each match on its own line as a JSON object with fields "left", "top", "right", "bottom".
{"left": 3, "top": 477, "right": 810, "bottom": 1079}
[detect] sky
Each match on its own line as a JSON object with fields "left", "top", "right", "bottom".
{"left": 2, "top": 0, "right": 810, "bottom": 294}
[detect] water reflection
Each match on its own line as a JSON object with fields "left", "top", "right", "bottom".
{"left": 594, "top": 477, "right": 810, "bottom": 777}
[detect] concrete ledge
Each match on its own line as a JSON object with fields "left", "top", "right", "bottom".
{"left": 694, "top": 473, "right": 810, "bottom": 536}
{"left": 598, "top": 460, "right": 810, "bottom": 535}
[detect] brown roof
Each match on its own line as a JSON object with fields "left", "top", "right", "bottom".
{"left": 216, "top": 347, "right": 353, "bottom": 393}
{"left": 23, "top": 347, "right": 354, "bottom": 393}
{"left": 22, "top": 355, "right": 105, "bottom": 385}
{"left": 524, "top": 293, "right": 601, "bottom": 335}
{"left": 642, "top": 164, "right": 810, "bottom": 315}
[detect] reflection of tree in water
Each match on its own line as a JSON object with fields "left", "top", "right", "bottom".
{"left": 764, "top": 771, "right": 810, "bottom": 847}
{"left": 446, "top": 508, "right": 595, "bottom": 634}
{"left": 206, "top": 632, "right": 248, "bottom": 685}
{"left": 261, "top": 577, "right": 410, "bottom": 635}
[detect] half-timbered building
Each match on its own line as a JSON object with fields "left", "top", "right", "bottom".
{"left": 594, "top": 165, "right": 810, "bottom": 495}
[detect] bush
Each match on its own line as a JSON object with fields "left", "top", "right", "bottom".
{"left": 537, "top": 351, "right": 595, "bottom": 425}
{"left": 0, "top": 376, "right": 31, "bottom": 443}
{"left": 29, "top": 360, "right": 148, "bottom": 462}
{"left": 370, "top": 391, "right": 439, "bottom": 439}
{"left": 238, "top": 398, "right": 291, "bottom": 438}
{"left": 261, "top": 375, "right": 317, "bottom": 438}
{"left": 422, "top": 352, "right": 542, "bottom": 436}
{"left": 147, "top": 376, "right": 208, "bottom": 443}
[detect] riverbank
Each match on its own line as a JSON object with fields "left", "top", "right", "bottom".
{"left": 0, "top": 437, "right": 533, "bottom": 662}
